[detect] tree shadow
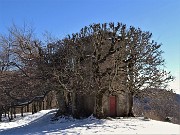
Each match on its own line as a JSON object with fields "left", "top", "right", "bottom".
{"left": 0, "top": 110, "right": 105, "bottom": 135}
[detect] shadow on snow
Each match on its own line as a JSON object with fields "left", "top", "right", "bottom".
{"left": 0, "top": 110, "right": 105, "bottom": 135}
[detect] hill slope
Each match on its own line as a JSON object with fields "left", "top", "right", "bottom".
{"left": 0, "top": 109, "right": 179, "bottom": 135}
{"left": 134, "top": 89, "right": 180, "bottom": 124}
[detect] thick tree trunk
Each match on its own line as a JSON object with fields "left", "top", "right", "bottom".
{"left": 95, "top": 93, "right": 104, "bottom": 118}
{"left": 55, "top": 90, "right": 68, "bottom": 117}
{"left": 127, "top": 59, "right": 135, "bottom": 117}
{"left": 72, "top": 92, "right": 80, "bottom": 118}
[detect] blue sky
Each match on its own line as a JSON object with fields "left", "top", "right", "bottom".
{"left": 0, "top": 0, "right": 179, "bottom": 93}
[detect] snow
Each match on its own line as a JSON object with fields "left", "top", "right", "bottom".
{"left": 0, "top": 109, "right": 179, "bottom": 135}
{"left": 0, "top": 109, "right": 54, "bottom": 131}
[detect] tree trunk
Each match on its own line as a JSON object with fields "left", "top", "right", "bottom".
{"left": 4, "top": 110, "right": 6, "bottom": 117}
{"left": 10, "top": 107, "right": 13, "bottom": 120}
{"left": 8, "top": 110, "right": 11, "bottom": 122}
{"left": 13, "top": 107, "right": 16, "bottom": 118}
{"left": 42, "top": 101, "right": 44, "bottom": 110}
{"left": 55, "top": 90, "right": 68, "bottom": 116}
{"left": 0, "top": 114, "right": 2, "bottom": 122}
{"left": 71, "top": 92, "right": 80, "bottom": 118}
{"left": 0, "top": 111, "right": 2, "bottom": 122}
{"left": 32, "top": 103, "right": 34, "bottom": 114}
{"left": 21, "top": 107, "right": 23, "bottom": 117}
{"left": 34, "top": 103, "right": 37, "bottom": 113}
{"left": 128, "top": 92, "right": 134, "bottom": 117}
{"left": 32, "top": 102, "right": 37, "bottom": 114}
{"left": 38, "top": 101, "right": 42, "bottom": 111}
{"left": 95, "top": 93, "right": 104, "bottom": 118}
{"left": 27, "top": 104, "right": 29, "bottom": 112}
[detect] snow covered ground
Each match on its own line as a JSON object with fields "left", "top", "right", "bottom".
{"left": 0, "top": 109, "right": 179, "bottom": 135}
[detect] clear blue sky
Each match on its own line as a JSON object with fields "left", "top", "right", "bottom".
{"left": 0, "top": 0, "right": 179, "bottom": 93}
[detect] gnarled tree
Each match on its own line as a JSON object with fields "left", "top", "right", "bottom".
{"left": 56, "top": 22, "right": 173, "bottom": 118}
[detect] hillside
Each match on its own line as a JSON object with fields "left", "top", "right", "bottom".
{"left": 134, "top": 88, "right": 180, "bottom": 124}
{"left": 0, "top": 109, "right": 179, "bottom": 135}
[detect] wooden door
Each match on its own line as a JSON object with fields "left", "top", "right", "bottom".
{"left": 109, "top": 96, "right": 117, "bottom": 117}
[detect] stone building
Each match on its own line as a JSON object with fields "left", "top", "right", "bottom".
{"left": 75, "top": 91, "right": 133, "bottom": 117}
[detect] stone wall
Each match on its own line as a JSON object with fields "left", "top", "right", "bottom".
{"left": 76, "top": 91, "right": 131, "bottom": 117}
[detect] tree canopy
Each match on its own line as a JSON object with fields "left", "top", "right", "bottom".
{"left": 0, "top": 22, "right": 174, "bottom": 118}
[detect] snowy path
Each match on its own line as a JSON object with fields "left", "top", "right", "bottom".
{"left": 0, "top": 109, "right": 180, "bottom": 134}
{"left": 0, "top": 109, "right": 57, "bottom": 135}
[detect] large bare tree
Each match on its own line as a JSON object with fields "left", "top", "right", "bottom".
{"left": 0, "top": 22, "right": 174, "bottom": 119}
{"left": 56, "top": 22, "right": 173, "bottom": 118}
